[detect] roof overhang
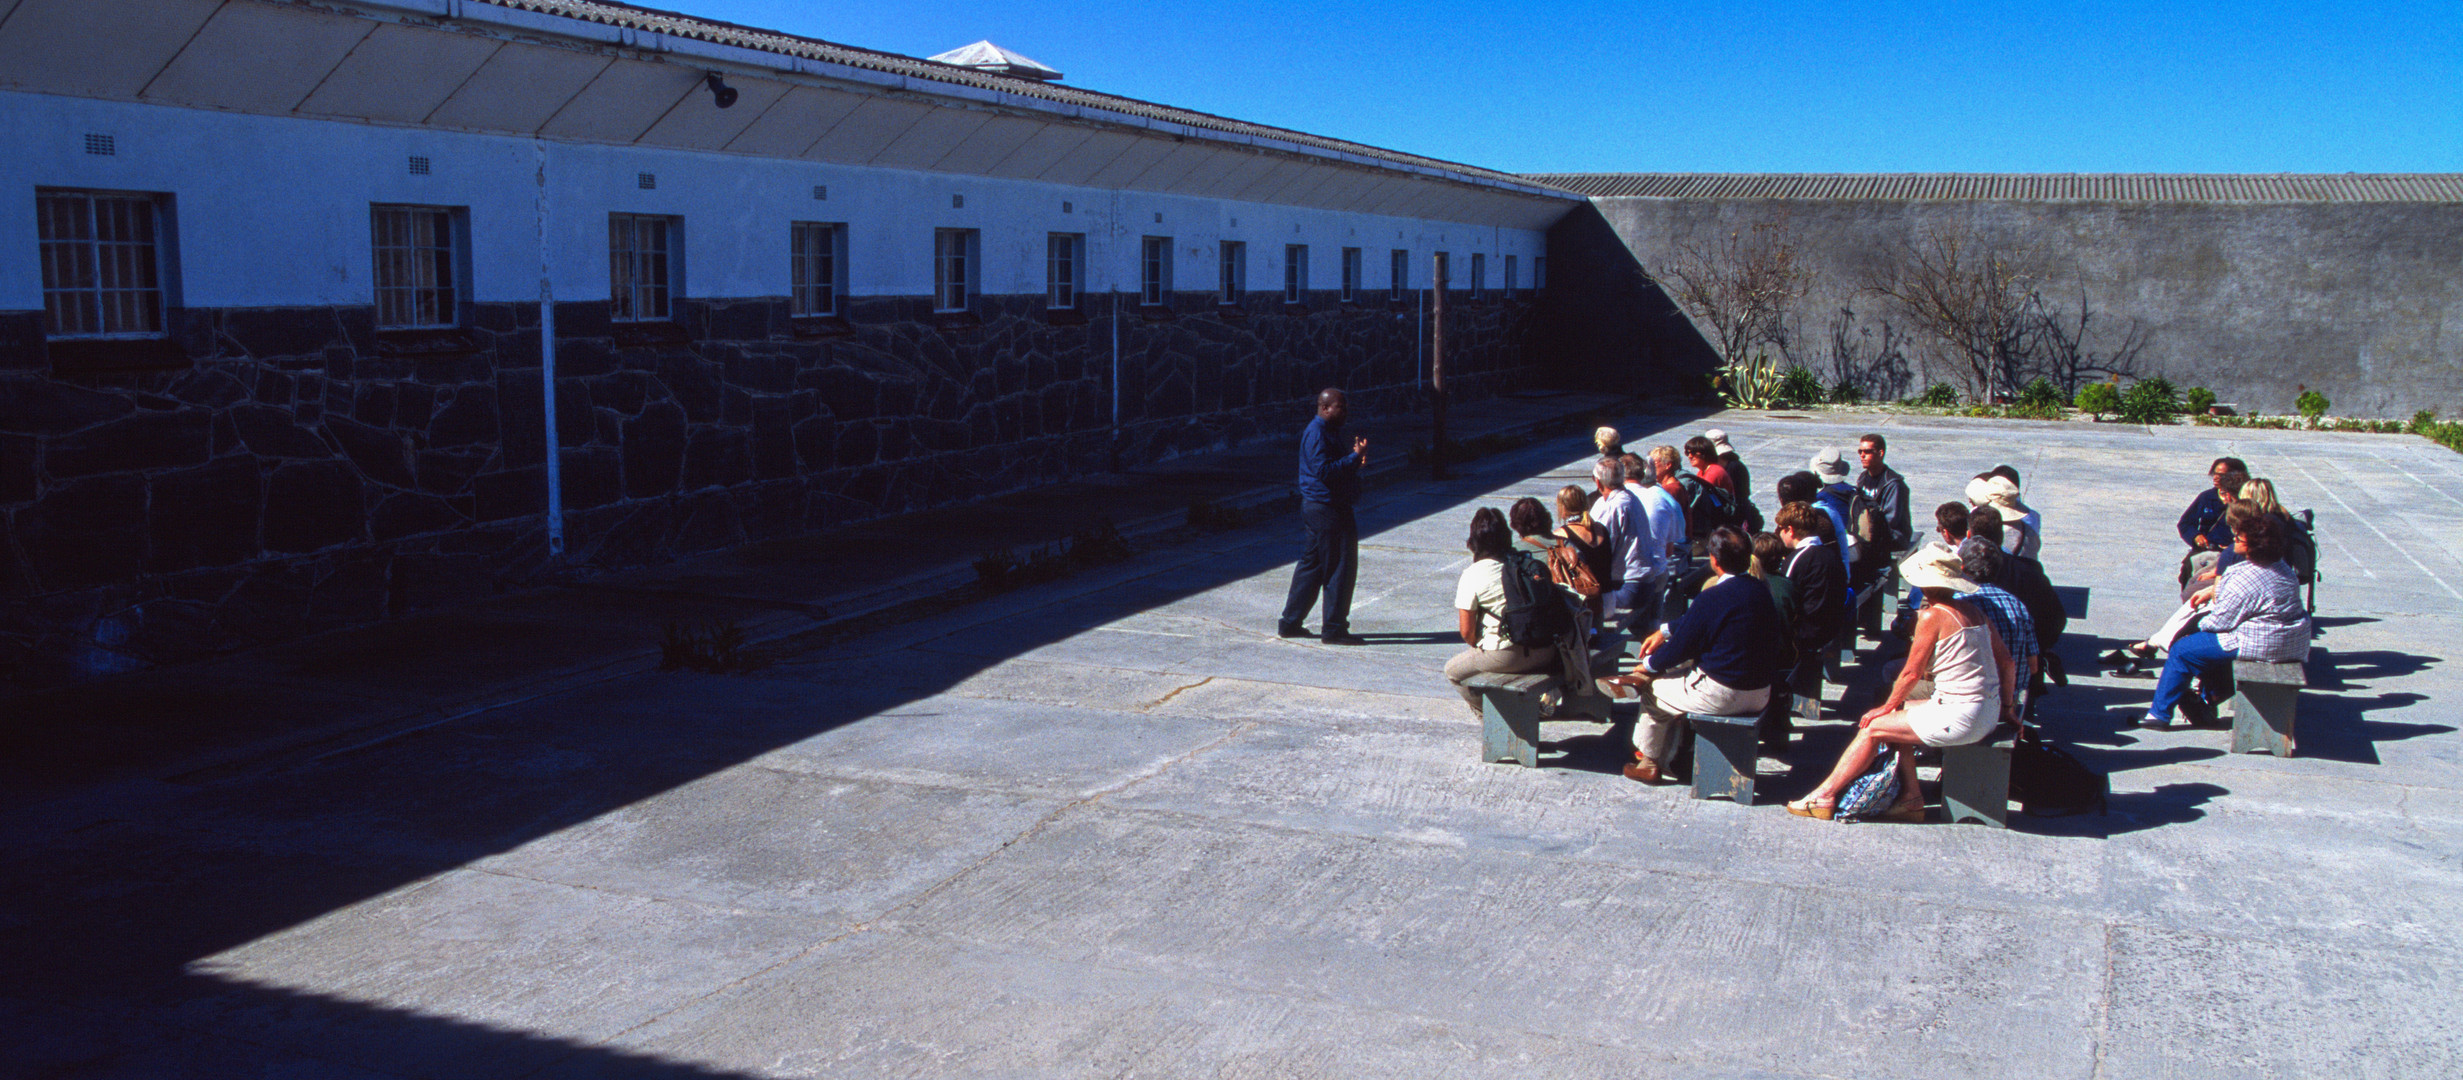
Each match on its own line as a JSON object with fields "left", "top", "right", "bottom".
{"left": 0, "top": 0, "right": 1581, "bottom": 229}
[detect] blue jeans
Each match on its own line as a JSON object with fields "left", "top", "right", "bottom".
{"left": 1608, "top": 571, "right": 1665, "bottom": 639}
{"left": 2149, "top": 631, "right": 2237, "bottom": 721}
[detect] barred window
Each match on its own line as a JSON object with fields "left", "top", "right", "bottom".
{"left": 1046, "top": 232, "right": 1082, "bottom": 310}
{"left": 609, "top": 213, "right": 675, "bottom": 321}
{"left": 1389, "top": 248, "right": 1409, "bottom": 302}
{"left": 1469, "top": 253, "right": 1486, "bottom": 300}
{"left": 934, "top": 228, "right": 977, "bottom": 312}
{"left": 791, "top": 221, "right": 843, "bottom": 317}
{"left": 1340, "top": 247, "right": 1361, "bottom": 303}
{"left": 1504, "top": 254, "right": 1519, "bottom": 298}
{"left": 1217, "top": 240, "right": 1244, "bottom": 304}
{"left": 37, "top": 189, "right": 167, "bottom": 338}
{"left": 1284, "top": 244, "right": 1307, "bottom": 304}
{"left": 1141, "top": 236, "right": 1172, "bottom": 306}
{"left": 371, "top": 205, "right": 459, "bottom": 329}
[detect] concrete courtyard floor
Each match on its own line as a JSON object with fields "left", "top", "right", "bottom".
{"left": 11, "top": 408, "right": 2462, "bottom": 1078}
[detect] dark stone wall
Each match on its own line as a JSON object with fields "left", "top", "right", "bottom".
{"left": 0, "top": 289, "right": 1535, "bottom": 685}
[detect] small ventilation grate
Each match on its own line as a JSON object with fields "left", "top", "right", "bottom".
{"left": 1061, "top": 201, "right": 1072, "bottom": 214}
{"left": 1154, "top": 212, "right": 1163, "bottom": 223}
{"left": 408, "top": 155, "right": 431, "bottom": 175}
{"left": 637, "top": 172, "right": 657, "bottom": 190}
{"left": 811, "top": 184, "right": 827, "bottom": 200}
{"left": 951, "top": 194, "right": 964, "bottom": 208}
{"left": 84, "top": 133, "right": 115, "bottom": 156}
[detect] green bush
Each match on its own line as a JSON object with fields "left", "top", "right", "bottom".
{"left": 2118, "top": 376, "right": 2181, "bottom": 424}
{"left": 1775, "top": 366, "right": 1826, "bottom": 407}
{"left": 1910, "top": 383, "right": 1959, "bottom": 408}
{"left": 2075, "top": 382, "right": 2122, "bottom": 419}
{"left": 2297, "top": 389, "right": 2331, "bottom": 425}
{"left": 2016, "top": 377, "right": 2064, "bottom": 410}
{"left": 2412, "top": 408, "right": 2440, "bottom": 433}
{"left": 2184, "top": 387, "right": 2217, "bottom": 414}
{"left": 1828, "top": 380, "right": 1864, "bottom": 404}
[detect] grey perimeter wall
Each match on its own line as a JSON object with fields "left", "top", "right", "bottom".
{"left": 0, "top": 292, "right": 1538, "bottom": 686}
{"left": 1577, "top": 197, "right": 2463, "bottom": 416}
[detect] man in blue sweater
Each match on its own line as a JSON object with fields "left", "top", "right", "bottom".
{"left": 1279, "top": 388, "right": 1369, "bottom": 645}
{"left": 1597, "top": 527, "right": 1781, "bottom": 783}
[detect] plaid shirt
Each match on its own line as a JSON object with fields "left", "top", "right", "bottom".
{"left": 2201, "top": 561, "right": 2311, "bottom": 661}
{"left": 1955, "top": 585, "right": 2036, "bottom": 678}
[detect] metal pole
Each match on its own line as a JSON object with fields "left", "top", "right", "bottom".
{"left": 1430, "top": 251, "right": 1447, "bottom": 481}
{"left": 534, "top": 139, "right": 563, "bottom": 557}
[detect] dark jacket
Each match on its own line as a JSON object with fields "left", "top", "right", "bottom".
{"left": 1857, "top": 464, "right": 1911, "bottom": 553}
{"left": 1782, "top": 539, "right": 1847, "bottom": 650}
{"left": 1991, "top": 552, "right": 2066, "bottom": 650}
{"left": 1295, "top": 416, "right": 1360, "bottom": 505}
{"left": 1644, "top": 572, "right": 1781, "bottom": 691}
{"left": 2177, "top": 488, "right": 2231, "bottom": 548}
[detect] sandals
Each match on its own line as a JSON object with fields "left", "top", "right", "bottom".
{"left": 1595, "top": 675, "right": 1648, "bottom": 702}
{"left": 2099, "top": 644, "right": 2157, "bottom": 675}
{"left": 1785, "top": 797, "right": 1836, "bottom": 821}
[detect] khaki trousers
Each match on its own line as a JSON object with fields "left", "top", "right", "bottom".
{"left": 1634, "top": 668, "right": 1772, "bottom": 764}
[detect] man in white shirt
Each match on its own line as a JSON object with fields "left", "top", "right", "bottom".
{"left": 1589, "top": 457, "right": 1648, "bottom": 640}
{"left": 1619, "top": 447, "right": 1687, "bottom": 636}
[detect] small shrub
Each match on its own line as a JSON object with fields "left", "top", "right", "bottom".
{"left": 2411, "top": 408, "right": 2440, "bottom": 434}
{"left": 2016, "top": 377, "right": 2064, "bottom": 411}
{"left": 1775, "top": 366, "right": 1826, "bottom": 407}
{"left": 1828, "top": 380, "right": 1864, "bottom": 404}
{"left": 2075, "top": 381, "right": 2122, "bottom": 419}
{"left": 2297, "top": 389, "right": 2331, "bottom": 426}
{"left": 2118, "top": 376, "right": 2181, "bottom": 424}
{"left": 1910, "top": 383, "right": 1959, "bottom": 408}
{"left": 2185, "top": 387, "right": 2217, "bottom": 414}
{"left": 2007, "top": 400, "right": 2066, "bottom": 420}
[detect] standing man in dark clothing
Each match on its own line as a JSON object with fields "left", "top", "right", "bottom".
{"left": 1279, "top": 388, "right": 1369, "bottom": 645}
{"left": 1855, "top": 433, "right": 1912, "bottom": 556}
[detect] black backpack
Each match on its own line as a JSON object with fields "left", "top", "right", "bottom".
{"left": 1672, "top": 474, "right": 1735, "bottom": 537}
{"left": 2010, "top": 729, "right": 2108, "bottom": 817}
{"left": 1499, "top": 550, "right": 1574, "bottom": 648}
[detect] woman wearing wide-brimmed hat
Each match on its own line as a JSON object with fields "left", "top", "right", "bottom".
{"left": 1965, "top": 474, "right": 2040, "bottom": 560}
{"left": 1787, "top": 547, "right": 2017, "bottom": 822}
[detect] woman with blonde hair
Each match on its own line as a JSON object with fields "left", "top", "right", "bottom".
{"left": 1594, "top": 426, "right": 1623, "bottom": 458}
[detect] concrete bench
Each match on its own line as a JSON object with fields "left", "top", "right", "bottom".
{"left": 2229, "top": 659, "right": 2304, "bottom": 757}
{"left": 1940, "top": 702, "right": 2027, "bottom": 828}
{"left": 1688, "top": 711, "right": 1768, "bottom": 804}
{"left": 1467, "top": 671, "right": 1610, "bottom": 768}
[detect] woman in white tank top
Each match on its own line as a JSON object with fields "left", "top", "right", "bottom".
{"left": 1788, "top": 547, "right": 2016, "bottom": 822}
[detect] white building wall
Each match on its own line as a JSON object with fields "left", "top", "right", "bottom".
{"left": 1, "top": 91, "right": 1548, "bottom": 313}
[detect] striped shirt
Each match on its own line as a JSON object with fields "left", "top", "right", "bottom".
{"left": 1955, "top": 585, "right": 2035, "bottom": 679}
{"left": 2200, "top": 561, "right": 2311, "bottom": 661}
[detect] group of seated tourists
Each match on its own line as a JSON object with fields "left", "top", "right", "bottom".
{"left": 1437, "top": 431, "right": 2335, "bottom": 820}
{"left": 2099, "top": 457, "right": 2315, "bottom": 728}
{"left": 1437, "top": 424, "right": 2292, "bottom": 820}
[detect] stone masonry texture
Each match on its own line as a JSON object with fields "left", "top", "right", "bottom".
{"left": 0, "top": 290, "right": 1537, "bottom": 686}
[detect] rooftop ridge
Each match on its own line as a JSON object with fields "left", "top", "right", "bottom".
{"left": 1520, "top": 172, "right": 2463, "bottom": 202}
{"left": 473, "top": 0, "right": 1570, "bottom": 195}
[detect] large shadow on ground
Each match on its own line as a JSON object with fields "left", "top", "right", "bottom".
{"left": 0, "top": 415, "right": 1713, "bottom": 1077}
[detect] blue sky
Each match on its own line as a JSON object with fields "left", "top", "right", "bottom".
{"left": 681, "top": 0, "right": 2462, "bottom": 174}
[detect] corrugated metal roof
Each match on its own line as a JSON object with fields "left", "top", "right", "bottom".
{"left": 474, "top": 0, "right": 1571, "bottom": 196}
{"left": 1521, "top": 172, "right": 2463, "bottom": 203}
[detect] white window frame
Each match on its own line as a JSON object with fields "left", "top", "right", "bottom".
{"left": 371, "top": 205, "right": 462, "bottom": 329}
{"left": 1283, "top": 244, "right": 1308, "bottom": 304}
{"left": 37, "top": 188, "right": 170, "bottom": 339}
{"left": 1141, "top": 235, "right": 1173, "bottom": 306}
{"left": 934, "top": 228, "right": 979, "bottom": 312}
{"left": 609, "top": 213, "right": 676, "bottom": 322}
{"left": 1046, "top": 232, "right": 1083, "bottom": 310}
{"left": 791, "top": 221, "right": 845, "bottom": 317}
{"left": 1218, "top": 240, "right": 1245, "bottom": 305}
{"left": 1389, "top": 248, "right": 1409, "bottom": 302}
{"left": 1340, "top": 247, "right": 1361, "bottom": 303}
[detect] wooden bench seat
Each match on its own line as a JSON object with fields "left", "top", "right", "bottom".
{"left": 1688, "top": 711, "right": 1768, "bottom": 804}
{"left": 2229, "top": 659, "right": 2305, "bottom": 757}
{"left": 1466, "top": 671, "right": 1611, "bottom": 768}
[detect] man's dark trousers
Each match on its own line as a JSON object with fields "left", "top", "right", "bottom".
{"left": 1281, "top": 500, "right": 1358, "bottom": 636}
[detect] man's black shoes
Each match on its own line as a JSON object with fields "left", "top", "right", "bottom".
{"left": 1322, "top": 632, "right": 1367, "bottom": 646}
{"left": 1277, "top": 622, "right": 1312, "bottom": 639}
